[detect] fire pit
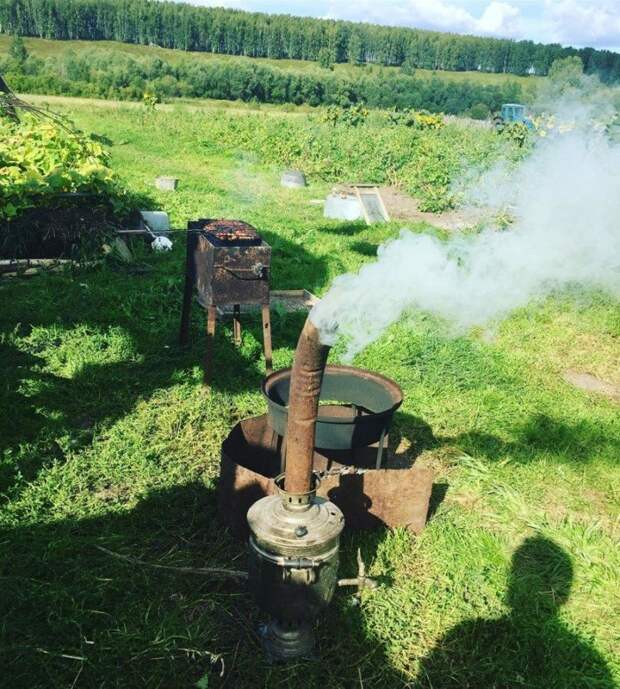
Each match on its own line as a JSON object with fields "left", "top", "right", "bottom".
{"left": 263, "top": 365, "right": 402, "bottom": 454}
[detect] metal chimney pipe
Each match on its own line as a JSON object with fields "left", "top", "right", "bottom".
{"left": 284, "top": 318, "right": 330, "bottom": 494}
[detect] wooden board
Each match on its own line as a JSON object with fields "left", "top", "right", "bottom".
{"left": 353, "top": 186, "right": 390, "bottom": 225}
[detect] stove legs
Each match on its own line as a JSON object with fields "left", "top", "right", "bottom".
{"left": 262, "top": 304, "right": 273, "bottom": 375}
{"left": 179, "top": 271, "right": 193, "bottom": 348}
{"left": 183, "top": 293, "right": 273, "bottom": 385}
{"left": 199, "top": 303, "right": 272, "bottom": 385}
{"left": 233, "top": 304, "right": 242, "bottom": 346}
{"left": 204, "top": 305, "right": 217, "bottom": 386}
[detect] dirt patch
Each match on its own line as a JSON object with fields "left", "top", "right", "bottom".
{"left": 563, "top": 370, "right": 620, "bottom": 402}
{"left": 379, "top": 186, "right": 490, "bottom": 231}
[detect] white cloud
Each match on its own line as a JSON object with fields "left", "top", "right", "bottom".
{"left": 544, "top": 0, "right": 620, "bottom": 50}
{"left": 324, "top": 0, "right": 523, "bottom": 38}
{"left": 477, "top": 2, "right": 521, "bottom": 37}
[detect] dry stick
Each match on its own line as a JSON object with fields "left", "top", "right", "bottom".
{"left": 95, "top": 546, "right": 248, "bottom": 581}
{"left": 69, "top": 663, "right": 84, "bottom": 689}
{"left": 36, "top": 648, "right": 85, "bottom": 662}
{"left": 220, "top": 641, "right": 240, "bottom": 689}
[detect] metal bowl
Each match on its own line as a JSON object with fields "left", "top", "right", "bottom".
{"left": 262, "top": 365, "right": 403, "bottom": 450}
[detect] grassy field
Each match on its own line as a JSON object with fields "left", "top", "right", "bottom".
{"left": 0, "top": 34, "right": 542, "bottom": 91}
{"left": 1, "top": 98, "right": 618, "bottom": 689}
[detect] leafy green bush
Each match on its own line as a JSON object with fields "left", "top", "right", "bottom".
{"left": 203, "top": 110, "right": 515, "bottom": 211}
{"left": 318, "top": 104, "right": 369, "bottom": 127}
{"left": 468, "top": 102, "right": 491, "bottom": 120}
{"left": 0, "top": 115, "right": 129, "bottom": 221}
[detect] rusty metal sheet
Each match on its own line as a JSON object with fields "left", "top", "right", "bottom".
{"left": 219, "top": 415, "right": 433, "bottom": 538}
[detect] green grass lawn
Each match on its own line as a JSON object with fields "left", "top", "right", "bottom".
{"left": 1, "top": 99, "right": 618, "bottom": 689}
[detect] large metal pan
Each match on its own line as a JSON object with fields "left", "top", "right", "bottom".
{"left": 262, "top": 365, "right": 403, "bottom": 450}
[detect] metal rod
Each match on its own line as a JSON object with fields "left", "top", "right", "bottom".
{"left": 261, "top": 304, "right": 273, "bottom": 375}
{"left": 179, "top": 230, "right": 196, "bottom": 346}
{"left": 375, "top": 428, "right": 387, "bottom": 470}
{"left": 204, "top": 305, "right": 217, "bottom": 386}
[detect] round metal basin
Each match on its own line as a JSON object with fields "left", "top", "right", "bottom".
{"left": 262, "top": 365, "right": 403, "bottom": 450}
{"left": 281, "top": 169, "right": 307, "bottom": 188}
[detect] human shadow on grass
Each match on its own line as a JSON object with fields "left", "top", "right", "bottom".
{"left": 1, "top": 481, "right": 614, "bottom": 688}
{"left": 413, "top": 535, "right": 614, "bottom": 689}
{"left": 318, "top": 534, "right": 614, "bottom": 689}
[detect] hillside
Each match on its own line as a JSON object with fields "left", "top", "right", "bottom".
{"left": 1, "top": 0, "right": 619, "bottom": 81}
{"left": 0, "top": 35, "right": 541, "bottom": 89}
{"left": 0, "top": 35, "right": 533, "bottom": 115}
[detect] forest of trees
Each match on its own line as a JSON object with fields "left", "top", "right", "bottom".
{"left": 0, "top": 43, "right": 522, "bottom": 115}
{"left": 0, "top": 0, "right": 619, "bottom": 82}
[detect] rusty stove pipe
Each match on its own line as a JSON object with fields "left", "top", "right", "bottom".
{"left": 284, "top": 318, "right": 330, "bottom": 494}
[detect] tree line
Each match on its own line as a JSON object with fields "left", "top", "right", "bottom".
{"left": 0, "top": 0, "right": 618, "bottom": 82}
{"left": 1, "top": 43, "right": 523, "bottom": 116}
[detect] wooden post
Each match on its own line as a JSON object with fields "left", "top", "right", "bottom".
{"left": 233, "top": 304, "right": 242, "bottom": 346}
{"left": 204, "top": 305, "right": 217, "bottom": 386}
{"left": 179, "top": 231, "right": 195, "bottom": 346}
{"left": 261, "top": 304, "right": 273, "bottom": 375}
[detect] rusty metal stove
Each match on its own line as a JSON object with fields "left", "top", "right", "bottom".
{"left": 179, "top": 219, "right": 273, "bottom": 382}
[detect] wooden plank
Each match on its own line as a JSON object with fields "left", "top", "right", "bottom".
{"left": 374, "top": 186, "right": 391, "bottom": 222}
{"left": 354, "top": 186, "right": 371, "bottom": 225}
{"left": 358, "top": 188, "right": 388, "bottom": 224}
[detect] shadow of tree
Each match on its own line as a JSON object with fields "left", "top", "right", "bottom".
{"left": 0, "top": 479, "right": 399, "bottom": 689}
{"left": 389, "top": 407, "right": 618, "bottom": 468}
{"left": 453, "top": 413, "right": 620, "bottom": 464}
{"left": 0, "top": 230, "right": 328, "bottom": 498}
{"left": 0, "top": 482, "right": 252, "bottom": 688}
{"left": 350, "top": 240, "right": 378, "bottom": 257}
{"left": 0, "top": 480, "right": 614, "bottom": 688}
{"left": 317, "top": 221, "right": 368, "bottom": 237}
{"left": 260, "top": 228, "right": 329, "bottom": 294}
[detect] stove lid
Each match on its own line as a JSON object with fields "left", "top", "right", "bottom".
{"left": 201, "top": 219, "right": 262, "bottom": 247}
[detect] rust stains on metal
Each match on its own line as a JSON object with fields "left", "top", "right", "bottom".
{"left": 220, "top": 415, "right": 434, "bottom": 537}
{"left": 283, "top": 319, "right": 330, "bottom": 494}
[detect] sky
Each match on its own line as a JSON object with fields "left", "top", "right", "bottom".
{"left": 179, "top": 0, "right": 620, "bottom": 53}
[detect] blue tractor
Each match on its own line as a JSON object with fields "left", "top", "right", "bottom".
{"left": 494, "top": 103, "right": 534, "bottom": 132}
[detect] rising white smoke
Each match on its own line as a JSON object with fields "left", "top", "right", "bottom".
{"left": 310, "top": 113, "right": 620, "bottom": 359}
